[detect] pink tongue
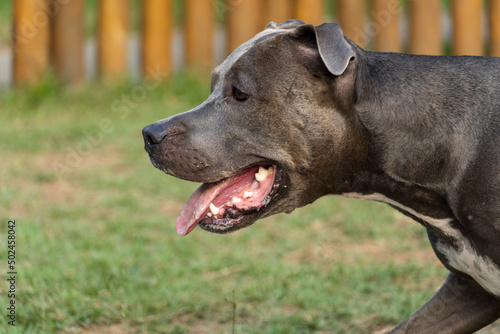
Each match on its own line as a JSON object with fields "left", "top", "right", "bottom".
{"left": 175, "top": 166, "right": 274, "bottom": 236}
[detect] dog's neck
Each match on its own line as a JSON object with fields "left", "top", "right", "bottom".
{"left": 317, "top": 49, "right": 460, "bottom": 239}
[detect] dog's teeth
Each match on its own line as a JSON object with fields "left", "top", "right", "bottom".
{"left": 209, "top": 203, "right": 220, "bottom": 215}
{"left": 243, "top": 191, "right": 253, "bottom": 198}
{"left": 232, "top": 197, "right": 242, "bottom": 204}
{"left": 255, "top": 166, "right": 273, "bottom": 182}
{"left": 255, "top": 171, "right": 267, "bottom": 182}
{"left": 207, "top": 212, "right": 213, "bottom": 217}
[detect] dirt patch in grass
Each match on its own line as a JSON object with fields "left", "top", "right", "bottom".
{"left": 1, "top": 149, "right": 131, "bottom": 229}
{"left": 285, "top": 238, "right": 441, "bottom": 268}
{"left": 62, "top": 323, "right": 136, "bottom": 334}
{"left": 41, "top": 178, "right": 81, "bottom": 204}
{"left": 284, "top": 208, "right": 442, "bottom": 268}
{"left": 32, "top": 148, "right": 126, "bottom": 177}
{"left": 348, "top": 239, "right": 441, "bottom": 266}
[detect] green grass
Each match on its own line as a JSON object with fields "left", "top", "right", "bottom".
{"left": 0, "top": 74, "right": 449, "bottom": 334}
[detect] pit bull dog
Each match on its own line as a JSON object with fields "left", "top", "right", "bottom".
{"left": 142, "top": 20, "right": 500, "bottom": 333}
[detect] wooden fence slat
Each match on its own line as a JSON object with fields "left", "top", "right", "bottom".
{"left": 372, "top": 0, "right": 401, "bottom": 52}
{"left": 185, "top": 0, "right": 214, "bottom": 68}
{"left": 409, "top": 0, "right": 442, "bottom": 55}
{"left": 451, "top": 0, "right": 483, "bottom": 56}
{"left": 262, "top": 0, "right": 292, "bottom": 28}
{"left": 295, "top": 0, "right": 324, "bottom": 26}
{"left": 98, "top": 0, "right": 130, "bottom": 78}
{"left": 52, "top": 0, "right": 84, "bottom": 85}
{"left": 490, "top": 0, "right": 500, "bottom": 57}
{"left": 141, "top": 0, "right": 172, "bottom": 78}
{"left": 226, "top": 0, "right": 262, "bottom": 55}
{"left": 337, "top": 0, "right": 366, "bottom": 47}
{"left": 12, "top": 0, "right": 50, "bottom": 86}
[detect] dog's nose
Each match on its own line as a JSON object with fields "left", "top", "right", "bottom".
{"left": 142, "top": 123, "right": 167, "bottom": 148}
{"left": 143, "top": 121, "right": 188, "bottom": 152}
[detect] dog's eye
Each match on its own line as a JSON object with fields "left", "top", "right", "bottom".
{"left": 232, "top": 87, "right": 249, "bottom": 102}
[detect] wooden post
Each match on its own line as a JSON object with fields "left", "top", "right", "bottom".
{"left": 52, "top": 0, "right": 84, "bottom": 85}
{"left": 141, "top": 0, "right": 172, "bottom": 78}
{"left": 337, "top": 0, "right": 366, "bottom": 47}
{"left": 451, "top": 0, "right": 483, "bottom": 56}
{"left": 226, "top": 0, "right": 262, "bottom": 55}
{"left": 262, "top": 0, "right": 292, "bottom": 27}
{"left": 295, "top": 0, "right": 324, "bottom": 26}
{"left": 372, "top": 0, "right": 401, "bottom": 52}
{"left": 409, "top": 0, "right": 442, "bottom": 55}
{"left": 490, "top": 0, "right": 500, "bottom": 57}
{"left": 185, "top": 0, "right": 215, "bottom": 68}
{"left": 12, "top": 0, "right": 51, "bottom": 86}
{"left": 98, "top": 0, "right": 130, "bottom": 79}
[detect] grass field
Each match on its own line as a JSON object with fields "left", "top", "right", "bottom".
{"left": 0, "top": 73, "right": 453, "bottom": 334}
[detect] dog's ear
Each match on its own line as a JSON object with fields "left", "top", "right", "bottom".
{"left": 290, "top": 23, "right": 355, "bottom": 76}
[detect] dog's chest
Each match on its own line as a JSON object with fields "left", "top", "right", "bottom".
{"left": 341, "top": 192, "right": 500, "bottom": 296}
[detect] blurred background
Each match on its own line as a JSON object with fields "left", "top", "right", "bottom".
{"left": 1, "top": 1, "right": 500, "bottom": 334}
{"left": 1, "top": 0, "right": 499, "bottom": 88}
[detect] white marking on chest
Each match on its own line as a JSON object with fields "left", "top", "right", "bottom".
{"left": 437, "top": 241, "right": 500, "bottom": 296}
{"left": 340, "top": 192, "right": 500, "bottom": 296}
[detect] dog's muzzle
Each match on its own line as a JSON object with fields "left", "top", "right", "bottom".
{"left": 142, "top": 120, "right": 188, "bottom": 154}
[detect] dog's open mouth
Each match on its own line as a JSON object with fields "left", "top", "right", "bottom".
{"left": 176, "top": 165, "right": 282, "bottom": 236}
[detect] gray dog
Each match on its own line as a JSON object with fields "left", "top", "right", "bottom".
{"left": 143, "top": 20, "right": 500, "bottom": 332}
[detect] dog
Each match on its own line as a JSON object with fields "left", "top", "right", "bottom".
{"left": 142, "top": 20, "right": 500, "bottom": 332}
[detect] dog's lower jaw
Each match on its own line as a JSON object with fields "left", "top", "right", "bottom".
{"left": 198, "top": 216, "right": 252, "bottom": 234}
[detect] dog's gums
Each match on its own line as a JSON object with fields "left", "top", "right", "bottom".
{"left": 175, "top": 165, "right": 282, "bottom": 236}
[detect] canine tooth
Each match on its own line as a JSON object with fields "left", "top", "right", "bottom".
{"left": 255, "top": 166, "right": 273, "bottom": 182}
{"left": 207, "top": 212, "right": 213, "bottom": 217}
{"left": 232, "top": 197, "right": 242, "bottom": 204}
{"left": 243, "top": 191, "right": 253, "bottom": 198}
{"left": 255, "top": 171, "right": 266, "bottom": 182}
{"left": 209, "top": 203, "right": 220, "bottom": 215}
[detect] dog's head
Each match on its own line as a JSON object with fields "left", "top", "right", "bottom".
{"left": 143, "top": 20, "right": 366, "bottom": 235}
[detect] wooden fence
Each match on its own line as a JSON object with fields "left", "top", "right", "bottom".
{"left": 10, "top": 0, "right": 500, "bottom": 87}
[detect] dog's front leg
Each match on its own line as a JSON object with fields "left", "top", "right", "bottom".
{"left": 391, "top": 273, "right": 500, "bottom": 334}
